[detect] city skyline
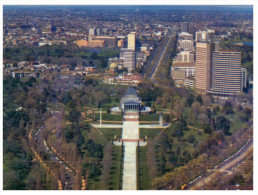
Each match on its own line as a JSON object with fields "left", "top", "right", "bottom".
{"left": 1, "top": 3, "right": 255, "bottom": 192}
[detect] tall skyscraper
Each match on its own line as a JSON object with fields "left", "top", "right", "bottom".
{"left": 123, "top": 50, "right": 136, "bottom": 72}
{"left": 89, "top": 28, "right": 95, "bottom": 37}
{"left": 209, "top": 50, "right": 242, "bottom": 95}
{"left": 128, "top": 32, "right": 136, "bottom": 51}
{"left": 195, "top": 42, "right": 215, "bottom": 94}
{"left": 182, "top": 22, "right": 189, "bottom": 33}
{"left": 96, "top": 28, "right": 101, "bottom": 36}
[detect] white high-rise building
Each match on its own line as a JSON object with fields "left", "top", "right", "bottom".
{"left": 128, "top": 32, "right": 136, "bottom": 51}
{"left": 89, "top": 28, "right": 95, "bottom": 37}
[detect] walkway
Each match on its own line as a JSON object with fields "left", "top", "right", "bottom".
{"left": 122, "top": 142, "right": 138, "bottom": 190}
{"left": 122, "top": 112, "right": 139, "bottom": 190}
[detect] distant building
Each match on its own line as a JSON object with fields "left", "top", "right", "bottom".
{"left": 123, "top": 51, "right": 136, "bottom": 72}
{"left": 12, "top": 72, "right": 40, "bottom": 78}
{"left": 208, "top": 50, "right": 242, "bottom": 95}
{"left": 195, "top": 31, "right": 210, "bottom": 42}
{"left": 42, "top": 25, "right": 52, "bottom": 34}
{"left": 88, "top": 40, "right": 105, "bottom": 47}
{"left": 77, "top": 39, "right": 88, "bottom": 47}
{"left": 215, "top": 42, "right": 220, "bottom": 51}
{"left": 89, "top": 28, "right": 95, "bottom": 36}
{"left": 128, "top": 32, "right": 136, "bottom": 51}
{"left": 96, "top": 28, "right": 101, "bottom": 36}
{"left": 241, "top": 67, "right": 247, "bottom": 89}
{"left": 117, "top": 39, "right": 124, "bottom": 47}
{"left": 174, "top": 51, "right": 194, "bottom": 62}
{"left": 182, "top": 22, "right": 189, "bottom": 33}
{"left": 178, "top": 32, "right": 193, "bottom": 40}
{"left": 171, "top": 62, "right": 195, "bottom": 80}
{"left": 195, "top": 42, "right": 215, "bottom": 94}
{"left": 184, "top": 77, "right": 195, "bottom": 89}
{"left": 177, "top": 40, "right": 194, "bottom": 51}
{"left": 93, "top": 36, "right": 117, "bottom": 48}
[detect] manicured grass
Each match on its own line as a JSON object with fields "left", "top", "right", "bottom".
{"left": 101, "top": 128, "right": 122, "bottom": 140}
{"left": 109, "top": 146, "right": 123, "bottom": 190}
{"left": 93, "top": 113, "right": 123, "bottom": 121}
{"left": 139, "top": 114, "right": 159, "bottom": 121}
{"left": 137, "top": 146, "right": 152, "bottom": 190}
{"left": 88, "top": 127, "right": 122, "bottom": 145}
{"left": 139, "top": 128, "right": 161, "bottom": 139}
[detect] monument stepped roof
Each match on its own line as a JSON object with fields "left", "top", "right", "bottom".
{"left": 125, "top": 87, "right": 138, "bottom": 97}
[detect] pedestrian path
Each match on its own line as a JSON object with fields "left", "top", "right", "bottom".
{"left": 122, "top": 142, "right": 138, "bottom": 190}
{"left": 121, "top": 112, "right": 139, "bottom": 190}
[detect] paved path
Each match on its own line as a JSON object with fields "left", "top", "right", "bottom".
{"left": 122, "top": 142, "right": 138, "bottom": 190}
{"left": 122, "top": 113, "right": 140, "bottom": 190}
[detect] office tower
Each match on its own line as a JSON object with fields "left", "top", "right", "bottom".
{"left": 123, "top": 50, "right": 136, "bottom": 72}
{"left": 195, "top": 42, "right": 215, "bottom": 94}
{"left": 195, "top": 31, "right": 210, "bottom": 42}
{"left": 96, "top": 28, "right": 101, "bottom": 36}
{"left": 89, "top": 28, "right": 95, "bottom": 36}
{"left": 209, "top": 50, "right": 242, "bottom": 95}
{"left": 241, "top": 67, "right": 247, "bottom": 90}
{"left": 177, "top": 39, "right": 194, "bottom": 51}
{"left": 182, "top": 22, "right": 189, "bottom": 33}
{"left": 128, "top": 32, "right": 136, "bottom": 51}
{"left": 42, "top": 24, "right": 52, "bottom": 34}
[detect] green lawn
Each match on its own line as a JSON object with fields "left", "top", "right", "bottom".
{"left": 139, "top": 114, "right": 159, "bottom": 121}
{"left": 93, "top": 113, "right": 123, "bottom": 121}
{"left": 139, "top": 128, "right": 161, "bottom": 139}
{"left": 137, "top": 146, "right": 152, "bottom": 190}
{"left": 109, "top": 146, "right": 123, "bottom": 190}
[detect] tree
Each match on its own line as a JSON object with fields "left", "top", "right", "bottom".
{"left": 175, "top": 98, "right": 184, "bottom": 119}
{"left": 69, "top": 109, "right": 81, "bottom": 123}
{"left": 204, "top": 125, "right": 212, "bottom": 134}
{"left": 214, "top": 116, "right": 231, "bottom": 135}
{"left": 203, "top": 95, "right": 212, "bottom": 107}
{"left": 198, "top": 113, "right": 209, "bottom": 128}
{"left": 222, "top": 101, "right": 234, "bottom": 115}
{"left": 196, "top": 95, "right": 203, "bottom": 105}
{"left": 185, "top": 93, "right": 195, "bottom": 107}
{"left": 191, "top": 101, "right": 200, "bottom": 124}
{"left": 187, "top": 134, "right": 195, "bottom": 143}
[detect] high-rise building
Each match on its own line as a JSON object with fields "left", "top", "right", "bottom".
{"left": 195, "top": 31, "right": 210, "bottom": 42}
{"left": 128, "top": 32, "right": 136, "bottom": 51}
{"left": 89, "top": 28, "right": 95, "bottom": 37}
{"left": 178, "top": 40, "right": 194, "bottom": 51}
{"left": 209, "top": 50, "right": 242, "bottom": 95}
{"left": 195, "top": 42, "right": 215, "bottom": 94}
{"left": 182, "top": 22, "right": 189, "bottom": 33}
{"left": 96, "top": 28, "right": 101, "bottom": 36}
{"left": 123, "top": 51, "right": 136, "bottom": 72}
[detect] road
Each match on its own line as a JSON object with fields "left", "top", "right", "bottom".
{"left": 148, "top": 31, "right": 174, "bottom": 81}
{"left": 143, "top": 30, "right": 175, "bottom": 80}
{"left": 33, "top": 120, "right": 74, "bottom": 190}
{"left": 188, "top": 130, "right": 253, "bottom": 190}
{"left": 149, "top": 32, "right": 174, "bottom": 81}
